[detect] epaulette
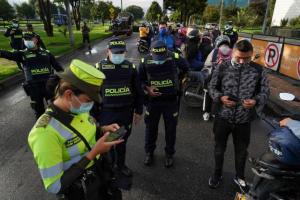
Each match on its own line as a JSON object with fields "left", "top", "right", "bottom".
{"left": 36, "top": 114, "right": 52, "bottom": 128}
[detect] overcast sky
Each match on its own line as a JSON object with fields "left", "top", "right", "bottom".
{"left": 8, "top": 0, "right": 164, "bottom": 12}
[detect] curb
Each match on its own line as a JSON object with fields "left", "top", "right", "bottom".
{"left": 0, "top": 34, "right": 113, "bottom": 92}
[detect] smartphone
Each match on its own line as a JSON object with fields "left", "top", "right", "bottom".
{"left": 106, "top": 126, "right": 126, "bottom": 142}
{"left": 228, "top": 95, "right": 239, "bottom": 102}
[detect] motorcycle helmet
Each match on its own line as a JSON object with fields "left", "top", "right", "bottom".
{"left": 214, "top": 35, "right": 230, "bottom": 48}
{"left": 268, "top": 127, "right": 300, "bottom": 166}
{"left": 178, "top": 27, "right": 187, "bottom": 36}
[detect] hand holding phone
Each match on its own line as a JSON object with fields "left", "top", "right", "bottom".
{"left": 105, "top": 126, "right": 126, "bottom": 142}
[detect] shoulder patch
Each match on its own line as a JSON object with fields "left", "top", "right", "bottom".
{"left": 36, "top": 114, "right": 52, "bottom": 128}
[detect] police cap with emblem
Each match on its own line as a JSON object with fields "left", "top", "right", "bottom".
{"left": 58, "top": 59, "right": 106, "bottom": 103}
{"left": 23, "top": 32, "right": 37, "bottom": 40}
{"left": 150, "top": 40, "right": 168, "bottom": 61}
{"left": 108, "top": 37, "right": 126, "bottom": 53}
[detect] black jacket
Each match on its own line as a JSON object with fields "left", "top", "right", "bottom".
{"left": 209, "top": 60, "right": 270, "bottom": 124}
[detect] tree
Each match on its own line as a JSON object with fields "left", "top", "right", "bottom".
{"left": 145, "top": 1, "right": 162, "bottom": 22}
{"left": 15, "top": 2, "right": 36, "bottom": 19}
{"left": 0, "top": 0, "right": 15, "bottom": 20}
{"left": 91, "top": 1, "right": 109, "bottom": 25}
{"left": 69, "top": 0, "right": 81, "bottom": 30}
{"left": 125, "top": 5, "right": 144, "bottom": 20}
{"left": 165, "top": 0, "right": 207, "bottom": 25}
{"left": 80, "top": 2, "right": 93, "bottom": 20}
{"left": 169, "top": 10, "right": 181, "bottom": 22}
{"left": 37, "top": 0, "right": 53, "bottom": 36}
{"left": 202, "top": 5, "right": 219, "bottom": 24}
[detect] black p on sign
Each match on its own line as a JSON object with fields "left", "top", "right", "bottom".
{"left": 264, "top": 42, "right": 282, "bottom": 71}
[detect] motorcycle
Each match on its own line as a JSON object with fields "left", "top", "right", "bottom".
{"left": 137, "top": 39, "right": 149, "bottom": 54}
{"left": 235, "top": 96, "right": 300, "bottom": 200}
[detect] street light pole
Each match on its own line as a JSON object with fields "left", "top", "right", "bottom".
{"left": 219, "top": 0, "right": 224, "bottom": 29}
{"left": 121, "top": 0, "right": 123, "bottom": 10}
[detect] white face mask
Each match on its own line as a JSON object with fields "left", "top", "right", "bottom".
{"left": 219, "top": 45, "right": 231, "bottom": 55}
{"left": 24, "top": 40, "right": 36, "bottom": 49}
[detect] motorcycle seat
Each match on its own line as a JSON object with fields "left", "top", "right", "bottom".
{"left": 258, "top": 152, "right": 300, "bottom": 172}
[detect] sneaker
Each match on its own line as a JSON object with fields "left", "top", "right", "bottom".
{"left": 164, "top": 154, "right": 174, "bottom": 168}
{"left": 208, "top": 174, "right": 222, "bottom": 189}
{"left": 233, "top": 176, "right": 249, "bottom": 192}
{"left": 144, "top": 153, "right": 153, "bottom": 166}
{"left": 203, "top": 112, "right": 210, "bottom": 121}
{"left": 119, "top": 165, "right": 133, "bottom": 177}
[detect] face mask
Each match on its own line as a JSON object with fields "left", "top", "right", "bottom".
{"left": 231, "top": 58, "right": 249, "bottom": 68}
{"left": 12, "top": 23, "right": 18, "bottom": 28}
{"left": 24, "top": 40, "right": 36, "bottom": 49}
{"left": 219, "top": 45, "right": 231, "bottom": 55}
{"left": 153, "top": 60, "right": 166, "bottom": 65}
{"left": 69, "top": 95, "right": 94, "bottom": 114}
{"left": 110, "top": 53, "right": 125, "bottom": 65}
{"left": 159, "top": 28, "right": 167, "bottom": 35}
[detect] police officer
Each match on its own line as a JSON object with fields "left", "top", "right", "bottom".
{"left": 223, "top": 21, "right": 238, "bottom": 48}
{"left": 28, "top": 59, "right": 123, "bottom": 199}
{"left": 4, "top": 19, "right": 24, "bottom": 70}
{"left": 4, "top": 19, "right": 24, "bottom": 51}
{"left": 95, "top": 38, "right": 143, "bottom": 177}
{"left": 138, "top": 40, "right": 188, "bottom": 168}
{"left": 0, "top": 32, "right": 63, "bottom": 119}
{"left": 25, "top": 23, "right": 46, "bottom": 49}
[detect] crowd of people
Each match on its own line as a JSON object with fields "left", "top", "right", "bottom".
{"left": 1, "top": 19, "right": 299, "bottom": 200}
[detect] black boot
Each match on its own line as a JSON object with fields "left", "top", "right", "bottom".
{"left": 165, "top": 154, "right": 174, "bottom": 168}
{"left": 144, "top": 153, "right": 153, "bottom": 166}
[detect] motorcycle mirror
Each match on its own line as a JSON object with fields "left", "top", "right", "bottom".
{"left": 279, "top": 93, "right": 295, "bottom": 101}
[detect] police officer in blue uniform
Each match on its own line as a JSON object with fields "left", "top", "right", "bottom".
{"left": 138, "top": 40, "right": 188, "bottom": 168}
{"left": 95, "top": 38, "right": 144, "bottom": 177}
{"left": 0, "top": 32, "right": 63, "bottom": 119}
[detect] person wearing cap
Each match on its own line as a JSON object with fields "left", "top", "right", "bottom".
{"left": 0, "top": 32, "right": 63, "bottom": 119}
{"left": 28, "top": 59, "right": 124, "bottom": 199}
{"left": 95, "top": 38, "right": 144, "bottom": 177}
{"left": 138, "top": 40, "right": 188, "bottom": 168}
{"left": 81, "top": 22, "right": 91, "bottom": 54}
{"left": 25, "top": 23, "right": 46, "bottom": 49}
{"left": 4, "top": 19, "right": 24, "bottom": 51}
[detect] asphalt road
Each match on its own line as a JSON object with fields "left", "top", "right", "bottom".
{"left": 0, "top": 33, "right": 270, "bottom": 200}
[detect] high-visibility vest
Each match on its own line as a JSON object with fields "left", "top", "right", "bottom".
{"left": 28, "top": 109, "right": 97, "bottom": 194}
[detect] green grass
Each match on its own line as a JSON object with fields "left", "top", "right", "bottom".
{"left": 239, "top": 27, "right": 263, "bottom": 34}
{"left": 0, "top": 24, "right": 112, "bottom": 80}
{"left": 0, "top": 63, "right": 21, "bottom": 80}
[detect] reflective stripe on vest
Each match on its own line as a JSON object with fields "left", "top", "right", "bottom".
{"left": 47, "top": 178, "right": 61, "bottom": 193}
{"left": 48, "top": 118, "right": 82, "bottom": 161}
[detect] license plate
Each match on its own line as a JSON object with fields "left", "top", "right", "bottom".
{"left": 234, "top": 193, "right": 247, "bottom": 200}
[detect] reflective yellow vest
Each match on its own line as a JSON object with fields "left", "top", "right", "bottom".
{"left": 28, "top": 109, "right": 97, "bottom": 194}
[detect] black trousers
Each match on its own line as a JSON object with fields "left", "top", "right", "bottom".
{"left": 25, "top": 82, "right": 50, "bottom": 119}
{"left": 99, "top": 108, "right": 134, "bottom": 168}
{"left": 144, "top": 102, "right": 178, "bottom": 155}
{"left": 213, "top": 118, "right": 251, "bottom": 178}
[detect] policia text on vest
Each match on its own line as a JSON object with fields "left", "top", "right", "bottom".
{"left": 0, "top": 48, "right": 63, "bottom": 118}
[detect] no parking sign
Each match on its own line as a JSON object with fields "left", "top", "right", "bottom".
{"left": 264, "top": 42, "right": 283, "bottom": 71}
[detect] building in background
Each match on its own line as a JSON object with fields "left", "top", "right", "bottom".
{"left": 271, "top": 0, "right": 300, "bottom": 26}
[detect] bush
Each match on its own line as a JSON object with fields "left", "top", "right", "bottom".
{"left": 290, "top": 15, "right": 300, "bottom": 27}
